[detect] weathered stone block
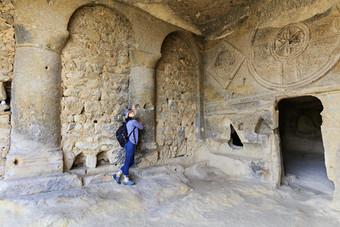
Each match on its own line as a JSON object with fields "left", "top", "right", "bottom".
{"left": 62, "top": 139, "right": 74, "bottom": 153}
{"left": 5, "top": 149, "right": 63, "bottom": 180}
{"left": 67, "top": 115, "right": 74, "bottom": 123}
{"left": 75, "top": 142, "right": 98, "bottom": 150}
{"left": 74, "top": 123, "right": 83, "bottom": 132}
{"left": 67, "top": 123, "right": 75, "bottom": 132}
{"left": 0, "top": 173, "right": 82, "bottom": 198}
{"left": 83, "top": 122, "right": 94, "bottom": 132}
{"left": 63, "top": 97, "right": 83, "bottom": 115}
{"left": 86, "top": 154, "right": 97, "bottom": 168}
{"left": 63, "top": 88, "right": 79, "bottom": 97}
{"left": 84, "top": 101, "right": 102, "bottom": 113}
{"left": 79, "top": 89, "right": 101, "bottom": 101}
{"left": 0, "top": 114, "right": 10, "bottom": 124}
{"left": 0, "top": 82, "right": 7, "bottom": 101}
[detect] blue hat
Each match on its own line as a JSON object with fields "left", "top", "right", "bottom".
{"left": 124, "top": 109, "right": 132, "bottom": 118}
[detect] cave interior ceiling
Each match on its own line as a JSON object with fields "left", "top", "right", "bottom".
{"left": 121, "top": 0, "right": 339, "bottom": 39}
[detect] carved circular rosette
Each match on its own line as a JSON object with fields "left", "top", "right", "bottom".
{"left": 270, "top": 23, "right": 310, "bottom": 61}
{"left": 214, "top": 50, "right": 235, "bottom": 76}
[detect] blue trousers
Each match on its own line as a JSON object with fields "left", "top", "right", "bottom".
{"left": 121, "top": 140, "right": 135, "bottom": 176}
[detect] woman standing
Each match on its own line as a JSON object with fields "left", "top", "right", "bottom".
{"left": 113, "top": 105, "right": 143, "bottom": 185}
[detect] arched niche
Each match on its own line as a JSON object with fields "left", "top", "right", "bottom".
{"left": 60, "top": 5, "right": 135, "bottom": 171}
{"left": 155, "top": 31, "right": 202, "bottom": 160}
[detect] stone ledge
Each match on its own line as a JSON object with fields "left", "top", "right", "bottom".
{"left": 0, "top": 173, "right": 82, "bottom": 199}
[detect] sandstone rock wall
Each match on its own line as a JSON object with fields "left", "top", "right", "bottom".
{"left": 0, "top": 0, "right": 14, "bottom": 178}
{"left": 155, "top": 33, "right": 199, "bottom": 160}
{"left": 203, "top": 4, "right": 340, "bottom": 186}
{"left": 61, "top": 6, "right": 133, "bottom": 171}
{"left": 2, "top": 0, "right": 338, "bottom": 194}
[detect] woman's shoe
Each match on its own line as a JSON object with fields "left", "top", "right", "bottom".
{"left": 123, "top": 179, "right": 135, "bottom": 185}
{"left": 112, "top": 174, "right": 120, "bottom": 184}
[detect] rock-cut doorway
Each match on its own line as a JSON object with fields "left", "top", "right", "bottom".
{"left": 278, "top": 96, "right": 334, "bottom": 194}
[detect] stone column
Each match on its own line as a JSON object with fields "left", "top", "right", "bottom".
{"left": 0, "top": 24, "right": 82, "bottom": 198}
{"left": 129, "top": 49, "right": 162, "bottom": 151}
{"left": 4, "top": 25, "right": 69, "bottom": 179}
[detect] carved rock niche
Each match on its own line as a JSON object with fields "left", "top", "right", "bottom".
{"left": 248, "top": 11, "right": 340, "bottom": 90}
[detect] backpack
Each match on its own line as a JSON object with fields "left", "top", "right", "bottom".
{"left": 116, "top": 121, "right": 135, "bottom": 147}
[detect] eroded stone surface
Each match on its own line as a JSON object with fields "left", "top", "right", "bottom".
{"left": 1, "top": 164, "right": 340, "bottom": 226}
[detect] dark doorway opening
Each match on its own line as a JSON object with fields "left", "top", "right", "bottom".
{"left": 278, "top": 96, "right": 334, "bottom": 194}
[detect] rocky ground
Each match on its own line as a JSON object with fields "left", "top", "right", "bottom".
{"left": 1, "top": 162, "right": 340, "bottom": 226}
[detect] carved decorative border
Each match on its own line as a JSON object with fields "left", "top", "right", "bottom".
{"left": 248, "top": 50, "right": 340, "bottom": 90}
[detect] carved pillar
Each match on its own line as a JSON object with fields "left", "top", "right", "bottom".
{"left": 129, "top": 49, "right": 162, "bottom": 151}
{"left": 4, "top": 25, "right": 69, "bottom": 179}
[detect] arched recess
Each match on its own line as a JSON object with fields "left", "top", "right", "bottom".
{"left": 60, "top": 5, "right": 135, "bottom": 170}
{"left": 155, "top": 31, "right": 202, "bottom": 160}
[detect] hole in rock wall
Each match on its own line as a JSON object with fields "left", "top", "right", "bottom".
{"left": 278, "top": 96, "right": 334, "bottom": 194}
{"left": 143, "top": 103, "right": 153, "bottom": 109}
{"left": 96, "top": 151, "right": 109, "bottom": 166}
{"left": 229, "top": 124, "right": 243, "bottom": 148}
{"left": 71, "top": 152, "right": 86, "bottom": 169}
